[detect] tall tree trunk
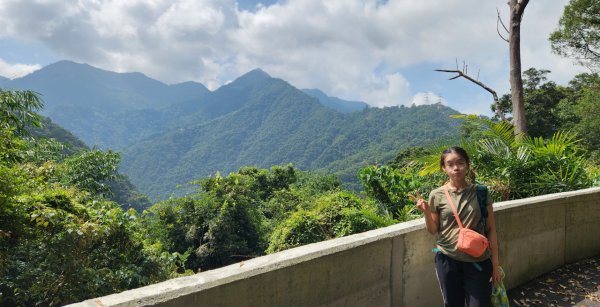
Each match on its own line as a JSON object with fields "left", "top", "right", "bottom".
{"left": 509, "top": 0, "right": 529, "bottom": 135}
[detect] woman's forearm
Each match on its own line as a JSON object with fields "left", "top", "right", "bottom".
{"left": 423, "top": 210, "right": 438, "bottom": 234}
{"left": 488, "top": 229, "right": 499, "bottom": 265}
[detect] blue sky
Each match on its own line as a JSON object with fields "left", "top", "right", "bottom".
{"left": 0, "top": 0, "right": 587, "bottom": 115}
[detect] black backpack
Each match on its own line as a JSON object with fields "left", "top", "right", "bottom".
{"left": 476, "top": 185, "right": 489, "bottom": 228}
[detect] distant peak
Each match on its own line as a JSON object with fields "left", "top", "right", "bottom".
{"left": 53, "top": 59, "right": 79, "bottom": 65}
{"left": 47, "top": 60, "right": 89, "bottom": 68}
{"left": 230, "top": 68, "right": 272, "bottom": 87}
{"left": 243, "top": 68, "right": 270, "bottom": 78}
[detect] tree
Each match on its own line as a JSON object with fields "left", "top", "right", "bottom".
{"left": 495, "top": 68, "right": 568, "bottom": 138}
{"left": 563, "top": 74, "right": 600, "bottom": 159}
{"left": 0, "top": 133, "right": 171, "bottom": 306}
{"left": 572, "top": 85, "right": 600, "bottom": 159}
{"left": 507, "top": 0, "right": 530, "bottom": 135}
{"left": 550, "top": 0, "right": 600, "bottom": 71}
{"left": 56, "top": 149, "right": 121, "bottom": 197}
{"left": 436, "top": 1, "right": 530, "bottom": 131}
{"left": 0, "top": 90, "right": 43, "bottom": 134}
{"left": 521, "top": 69, "right": 567, "bottom": 137}
{"left": 266, "top": 191, "right": 393, "bottom": 253}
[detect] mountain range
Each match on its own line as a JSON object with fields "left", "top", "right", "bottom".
{"left": 2, "top": 61, "right": 461, "bottom": 201}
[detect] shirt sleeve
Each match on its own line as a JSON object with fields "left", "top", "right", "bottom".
{"left": 428, "top": 189, "right": 438, "bottom": 212}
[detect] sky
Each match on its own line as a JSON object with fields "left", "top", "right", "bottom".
{"left": 0, "top": 0, "right": 588, "bottom": 115}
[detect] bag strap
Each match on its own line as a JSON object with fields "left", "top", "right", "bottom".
{"left": 476, "top": 185, "right": 488, "bottom": 227}
{"left": 443, "top": 185, "right": 465, "bottom": 229}
{"left": 476, "top": 185, "right": 490, "bottom": 237}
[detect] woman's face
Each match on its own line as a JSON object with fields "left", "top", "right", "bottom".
{"left": 442, "top": 152, "right": 469, "bottom": 181}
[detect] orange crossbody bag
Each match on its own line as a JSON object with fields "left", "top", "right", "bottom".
{"left": 443, "top": 185, "right": 489, "bottom": 257}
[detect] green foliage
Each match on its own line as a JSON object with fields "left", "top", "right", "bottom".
{"left": 521, "top": 69, "right": 567, "bottom": 138}
{"left": 266, "top": 191, "right": 393, "bottom": 253}
{"left": 0, "top": 126, "right": 29, "bottom": 165}
{"left": 0, "top": 89, "right": 171, "bottom": 305}
{"left": 493, "top": 68, "right": 567, "bottom": 138}
{"left": 388, "top": 146, "right": 432, "bottom": 170}
{"left": 144, "top": 165, "right": 300, "bottom": 272}
{"left": 550, "top": 0, "right": 600, "bottom": 70}
{"left": 358, "top": 148, "right": 447, "bottom": 221}
{"left": 29, "top": 116, "right": 88, "bottom": 156}
{"left": 143, "top": 165, "right": 394, "bottom": 269}
{"left": 266, "top": 209, "right": 325, "bottom": 253}
{"left": 107, "top": 174, "right": 152, "bottom": 212}
{"left": 358, "top": 165, "right": 419, "bottom": 218}
{"left": 570, "top": 76, "right": 600, "bottom": 160}
{"left": 0, "top": 159, "right": 171, "bottom": 306}
{"left": 490, "top": 69, "right": 600, "bottom": 159}
{"left": 417, "top": 115, "right": 595, "bottom": 201}
{"left": 0, "top": 89, "right": 43, "bottom": 134}
{"left": 56, "top": 149, "right": 121, "bottom": 197}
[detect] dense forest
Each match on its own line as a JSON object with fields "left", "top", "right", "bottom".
{"left": 2, "top": 0, "right": 600, "bottom": 305}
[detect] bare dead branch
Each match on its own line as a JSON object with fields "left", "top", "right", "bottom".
{"left": 497, "top": 7, "right": 509, "bottom": 33}
{"left": 497, "top": 8, "right": 509, "bottom": 42}
{"left": 435, "top": 68, "right": 506, "bottom": 121}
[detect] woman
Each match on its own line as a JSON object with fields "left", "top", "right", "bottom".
{"left": 416, "top": 146, "right": 500, "bottom": 307}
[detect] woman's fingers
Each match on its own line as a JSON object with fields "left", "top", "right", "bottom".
{"left": 415, "top": 199, "right": 428, "bottom": 212}
{"left": 409, "top": 192, "right": 427, "bottom": 212}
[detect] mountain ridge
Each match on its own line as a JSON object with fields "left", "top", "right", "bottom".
{"left": 120, "top": 76, "right": 460, "bottom": 200}
{"left": 302, "top": 88, "right": 368, "bottom": 113}
{"left": 3, "top": 60, "right": 461, "bottom": 200}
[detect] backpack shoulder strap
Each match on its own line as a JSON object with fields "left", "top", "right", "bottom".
{"left": 476, "top": 185, "right": 488, "bottom": 226}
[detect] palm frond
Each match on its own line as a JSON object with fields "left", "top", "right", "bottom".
{"left": 483, "top": 121, "right": 516, "bottom": 149}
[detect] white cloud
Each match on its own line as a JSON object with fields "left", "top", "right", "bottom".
{"left": 361, "top": 73, "right": 412, "bottom": 107}
{"left": 0, "top": 58, "right": 41, "bottom": 79}
{"left": 0, "top": 0, "right": 585, "bottom": 113}
{"left": 412, "top": 92, "right": 446, "bottom": 107}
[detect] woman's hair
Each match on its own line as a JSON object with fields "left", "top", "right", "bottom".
{"left": 440, "top": 146, "right": 470, "bottom": 169}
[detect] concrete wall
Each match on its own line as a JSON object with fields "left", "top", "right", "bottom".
{"left": 70, "top": 187, "right": 600, "bottom": 307}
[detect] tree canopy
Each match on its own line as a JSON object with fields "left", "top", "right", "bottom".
{"left": 550, "top": 0, "right": 600, "bottom": 70}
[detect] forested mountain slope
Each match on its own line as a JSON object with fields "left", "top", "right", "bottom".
{"left": 3, "top": 60, "right": 210, "bottom": 148}
{"left": 302, "top": 88, "right": 368, "bottom": 113}
{"left": 121, "top": 72, "right": 460, "bottom": 200}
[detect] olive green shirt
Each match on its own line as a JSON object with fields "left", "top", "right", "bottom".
{"left": 428, "top": 184, "right": 491, "bottom": 262}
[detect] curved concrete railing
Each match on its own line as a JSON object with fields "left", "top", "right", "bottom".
{"left": 71, "top": 187, "right": 600, "bottom": 307}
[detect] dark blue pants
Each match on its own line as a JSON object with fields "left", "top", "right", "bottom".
{"left": 435, "top": 252, "right": 493, "bottom": 307}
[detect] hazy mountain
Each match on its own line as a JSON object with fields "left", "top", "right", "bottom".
{"left": 3, "top": 60, "right": 210, "bottom": 148}
{"left": 120, "top": 71, "right": 460, "bottom": 200}
{"left": 302, "top": 89, "right": 368, "bottom": 113}
{"left": 0, "top": 76, "right": 9, "bottom": 87}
